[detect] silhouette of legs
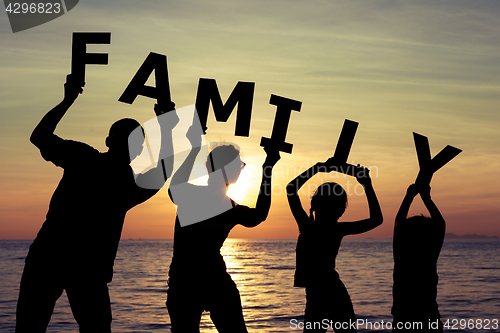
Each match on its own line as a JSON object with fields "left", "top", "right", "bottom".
{"left": 208, "top": 280, "right": 247, "bottom": 333}
{"left": 167, "top": 277, "right": 248, "bottom": 333}
{"left": 15, "top": 262, "right": 64, "bottom": 333}
{"left": 304, "top": 279, "right": 356, "bottom": 333}
{"left": 166, "top": 282, "right": 204, "bottom": 333}
{"left": 16, "top": 255, "right": 112, "bottom": 333}
{"left": 66, "top": 283, "right": 112, "bottom": 333}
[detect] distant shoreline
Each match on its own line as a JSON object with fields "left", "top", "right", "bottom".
{"left": 444, "top": 233, "right": 499, "bottom": 239}
{"left": 2, "top": 234, "right": 500, "bottom": 241}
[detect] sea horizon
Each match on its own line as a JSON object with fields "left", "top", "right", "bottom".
{"left": 2, "top": 233, "right": 499, "bottom": 241}
{"left": 1, "top": 238, "right": 499, "bottom": 332}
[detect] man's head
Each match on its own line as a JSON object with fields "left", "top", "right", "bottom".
{"left": 106, "top": 118, "right": 145, "bottom": 162}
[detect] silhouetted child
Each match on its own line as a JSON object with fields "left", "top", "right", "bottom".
{"left": 16, "top": 74, "right": 177, "bottom": 333}
{"left": 287, "top": 158, "right": 383, "bottom": 333}
{"left": 392, "top": 182, "right": 445, "bottom": 332}
{"left": 166, "top": 125, "right": 280, "bottom": 333}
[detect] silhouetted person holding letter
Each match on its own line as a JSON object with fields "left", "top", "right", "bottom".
{"left": 166, "top": 124, "right": 280, "bottom": 333}
{"left": 392, "top": 173, "right": 445, "bottom": 332}
{"left": 287, "top": 158, "right": 383, "bottom": 333}
{"left": 16, "top": 74, "right": 177, "bottom": 333}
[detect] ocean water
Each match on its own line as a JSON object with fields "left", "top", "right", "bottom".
{"left": 0, "top": 239, "right": 499, "bottom": 332}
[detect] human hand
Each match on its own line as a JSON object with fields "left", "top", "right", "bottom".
{"left": 406, "top": 183, "right": 419, "bottom": 197}
{"left": 355, "top": 164, "right": 372, "bottom": 186}
{"left": 154, "top": 101, "right": 176, "bottom": 116}
{"left": 415, "top": 168, "right": 433, "bottom": 198}
{"left": 263, "top": 147, "right": 280, "bottom": 167}
{"left": 155, "top": 103, "right": 179, "bottom": 129}
{"left": 415, "top": 168, "right": 432, "bottom": 187}
{"left": 419, "top": 185, "right": 431, "bottom": 200}
{"left": 318, "top": 157, "right": 337, "bottom": 171}
{"left": 64, "top": 74, "right": 84, "bottom": 101}
{"left": 186, "top": 124, "right": 203, "bottom": 148}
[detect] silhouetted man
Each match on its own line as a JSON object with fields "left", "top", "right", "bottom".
{"left": 15, "top": 74, "right": 177, "bottom": 333}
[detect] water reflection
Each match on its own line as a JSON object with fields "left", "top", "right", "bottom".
{"left": 1, "top": 239, "right": 499, "bottom": 332}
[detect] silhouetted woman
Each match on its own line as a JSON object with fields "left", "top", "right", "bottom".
{"left": 392, "top": 179, "right": 445, "bottom": 332}
{"left": 286, "top": 158, "right": 383, "bottom": 333}
{"left": 166, "top": 125, "right": 280, "bottom": 333}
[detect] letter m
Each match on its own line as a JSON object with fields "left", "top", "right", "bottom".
{"left": 195, "top": 78, "right": 255, "bottom": 137}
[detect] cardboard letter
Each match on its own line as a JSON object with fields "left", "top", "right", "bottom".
{"left": 118, "top": 52, "right": 171, "bottom": 107}
{"left": 260, "top": 94, "right": 302, "bottom": 154}
{"left": 413, "top": 132, "right": 462, "bottom": 176}
{"left": 328, "top": 119, "right": 363, "bottom": 177}
{"left": 195, "top": 79, "right": 255, "bottom": 136}
{"left": 71, "top": 32, "right": 111, "bottom": 85}
{"left": 413, "top": 133, "right": 432, "bottom": 171}
{"left": 332, "top": 119, "right": 358, "bottom": 164}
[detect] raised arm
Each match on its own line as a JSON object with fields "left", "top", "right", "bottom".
{"left": 254, "top": 148, "right": 281, "bottom": 220}
{"left": 170, "top": 123, "right": 203, "bottom": 187}
{"left": 286, "top": 159, "right": 330, "bottom": 230}
{"left": 419, "top": 185, "right": 445, "bottom": 231}
{"left": 135, "top": 102, "right": 178, "bottom": 189}
{"left": 415, "top": 168, "right": 445, "bottom": 230}
{"left": 338, "top": 166, "right": 383, "bottom": 235}
{"left": 238, "top": 148, "right": 280, "bottom": 228}
{"left": 395, "top": 184, "right": 419, "bottom": 227}
{"left": 30, "top": 75, "right": 83, "bottom": 148}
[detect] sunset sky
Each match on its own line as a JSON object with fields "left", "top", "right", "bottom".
{"left": 1, "top": 0, "right": 499, "bottom": 239}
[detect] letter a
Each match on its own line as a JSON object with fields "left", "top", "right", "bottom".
{"left": 119, "top": 52, "right": 172, "bottom": 108}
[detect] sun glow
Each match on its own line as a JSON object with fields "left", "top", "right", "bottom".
{"left": 227, "top": 168, "right": 253, "bottom": 204}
